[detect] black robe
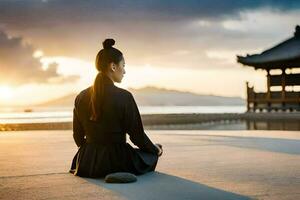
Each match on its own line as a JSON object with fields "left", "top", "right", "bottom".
{"left": 69, "top": 74, "right": 159, "bottom": 178}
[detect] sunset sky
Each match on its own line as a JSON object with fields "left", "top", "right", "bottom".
{"left": 0, "top": 0, "right": 300, "bottom": 106}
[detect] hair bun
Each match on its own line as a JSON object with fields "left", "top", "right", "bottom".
{"left": 102, "top": 39, "right": 115, "bottom": 49}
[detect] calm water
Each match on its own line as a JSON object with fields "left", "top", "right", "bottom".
{"left": 0, "top": 106, "right": 246, "bottom": 123}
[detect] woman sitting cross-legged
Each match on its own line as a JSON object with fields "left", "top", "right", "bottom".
{"left": 69, "top": 38, "right": 163, "bottom": 178}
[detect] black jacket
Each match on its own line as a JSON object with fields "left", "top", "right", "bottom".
{"left": 70, "top": 73, "right": 159, "bottom": 177}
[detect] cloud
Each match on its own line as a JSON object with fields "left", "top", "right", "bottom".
{"left": 0, "top": 1, "right": 299, "bottom": 70}
{"left": 0, "top": 1, "right": 299, "bottom": 100}
{"left": 0, "top": 30, "right": 80, "bottom": 86}
{"left": 1, "top": 0, "right": 299, "bottom": 24}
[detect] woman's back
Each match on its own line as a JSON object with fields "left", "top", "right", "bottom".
{"left": 73, "top": 75, "right": 128, "bottom": 145}
{"left": 70, "top": 73, "right": 160, "bottom": 178}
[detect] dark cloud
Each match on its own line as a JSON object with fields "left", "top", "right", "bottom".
{"left": 0, "top": 0, "right": 299, "bottom": 25}
{"left": 0, "top": 30, "right": 80, "bottom": 86}
{"left": 0, "top": 0, "right": 298, "bottom": 69}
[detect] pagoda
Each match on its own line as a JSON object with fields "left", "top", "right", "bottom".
{"left": 237, "top": 25, "right": 300, "bottom": 112}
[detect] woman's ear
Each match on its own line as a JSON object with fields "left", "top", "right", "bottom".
{"left": 109, "top": 62, "right": 116, "bottom": 72}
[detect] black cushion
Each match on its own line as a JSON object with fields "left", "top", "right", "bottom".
{"left": 104, "top": 172, "right": 137, "bottom": 183}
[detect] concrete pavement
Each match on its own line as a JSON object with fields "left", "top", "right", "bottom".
{"left": 0, "top": 130, "right": 299, "bottom": 200}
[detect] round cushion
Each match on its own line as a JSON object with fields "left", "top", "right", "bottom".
{"left": 104, "top": 172, "right": 137, "bottom": 183}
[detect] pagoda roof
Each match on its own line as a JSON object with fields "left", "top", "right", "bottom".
{"left": 237, "top": 25, "right": 300, "bottom": 70}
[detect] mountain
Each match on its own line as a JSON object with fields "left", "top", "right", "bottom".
{"left": 127, "top": 86, "right": 245, "bottom": 106}
{"left": 36, "top": 86, "right": 246, "bottom": 107}
{"left": 35, "top": 93, "right": 77, "bottom": 107}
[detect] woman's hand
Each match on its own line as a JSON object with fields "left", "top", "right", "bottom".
{"left": 155, "top": 143, "right": 163, "bottom": 157}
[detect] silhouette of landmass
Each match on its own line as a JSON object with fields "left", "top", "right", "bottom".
{"left": 36, "top": 86, "right": 245, "bottom": 107}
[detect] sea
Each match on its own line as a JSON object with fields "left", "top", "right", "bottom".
{"left": 0, "top": 106, "right": 246, "bottom": 124}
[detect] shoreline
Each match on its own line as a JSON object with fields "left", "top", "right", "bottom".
{"left": 1, "top": 112, "right": 300, "bottom": 131}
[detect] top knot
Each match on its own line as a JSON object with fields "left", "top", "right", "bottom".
{"left": 102, "top": 39, "right": 115, "bottom": 49}
{"left": 294, "top": 25, "right": 300, "bottom": 38}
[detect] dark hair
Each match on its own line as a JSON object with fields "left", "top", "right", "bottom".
{"left": 89, "top": 38, "right": 123, "bottom": 121}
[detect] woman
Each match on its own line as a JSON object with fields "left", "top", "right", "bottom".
{"left": 69, "top": 39, "right": 163, "bottom": 178}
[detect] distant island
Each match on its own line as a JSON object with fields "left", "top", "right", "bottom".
{"left": 35, "top": 86, "right": 246, "bottom": 107}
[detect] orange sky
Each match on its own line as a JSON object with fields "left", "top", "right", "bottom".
{"left": 0, "top": 1, "right": 299, "bottom": 106}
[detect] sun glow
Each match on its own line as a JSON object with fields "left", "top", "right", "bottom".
{"left": 0, "top": 85, "right": 14, "bottom": 100}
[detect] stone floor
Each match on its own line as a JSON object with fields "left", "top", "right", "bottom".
{"left": 0, "top": 130, "right": 299, "bottom": 200}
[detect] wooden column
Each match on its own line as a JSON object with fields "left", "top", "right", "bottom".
{"left": 246, "top": 81, "right": 250, "bottom": 112}
{"left": 281, "top": 68, "right": 286, "bottom": 111}
{"left": 266, "top": 69, "right": 271, "bottom": 98}
{"left": 266, "top": 69, "right": 271, "bottom": 112}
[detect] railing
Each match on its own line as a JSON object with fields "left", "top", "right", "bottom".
{"left": 246, "top": 82, "right": 300, "bottom": 112}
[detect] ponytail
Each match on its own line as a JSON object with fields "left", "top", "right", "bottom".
{"left": 89, "top": 72, "right": 104, "bottom": 121}
{"left": 89, "top": 38, "right": 123, "bottom": 122}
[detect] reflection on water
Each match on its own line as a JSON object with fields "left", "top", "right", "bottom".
{"left": 145, "top": 120, "right": 300, "bottom": 131}
{"left": 245, "top": 120, "right": 300, "bottom": 131}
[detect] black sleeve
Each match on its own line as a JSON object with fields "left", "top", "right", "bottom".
{"left": 73, "top": 96, "right": 86, "bottom": 147}
{"left": 124, "top": 92, "right": 159, "bottom": 155}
